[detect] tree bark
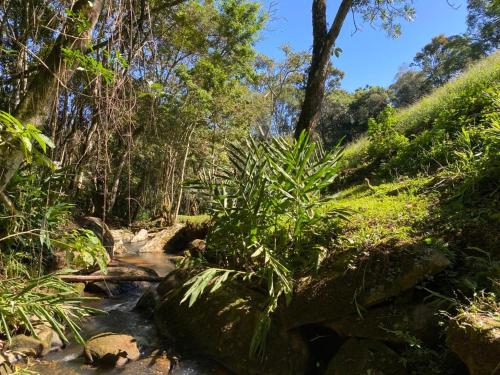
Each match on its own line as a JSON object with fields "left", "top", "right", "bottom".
{"left": 106, "top": 152, "right": 128, "bottom": 215}
{"left": 294, "top": 0, "right": 353, "bottom": 139}
{"left": 0, "top": 0, "right": 106, "bottom": 194}
{"left": 174, "top": 126, "right": 195, "bottom": 221}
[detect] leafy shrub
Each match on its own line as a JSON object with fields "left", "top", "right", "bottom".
{"left": 367, "top": 106, "right": 409, "bottom": 162}
{"left": 182, "top": 131, "right": 349, "bottom": 358}
{"left": 57, "top": 229, "right": 109, "bottom": 272}
{"left": 0, "top": 111, "right": 54, "bottom": 165}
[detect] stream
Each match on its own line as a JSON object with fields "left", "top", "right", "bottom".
{"left": 29, "top": 245, "right": 226, "bottom": 375}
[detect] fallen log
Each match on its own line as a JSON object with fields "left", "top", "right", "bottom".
{"left": 59, "top": 275, "right": 162, "bottom": 283}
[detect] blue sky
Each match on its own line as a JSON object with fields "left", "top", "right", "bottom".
{"left": 256, "top": 1, "right": 469, "bottom": 91}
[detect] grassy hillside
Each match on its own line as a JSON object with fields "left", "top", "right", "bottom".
{"left": 342, "top": 51, "right": 500, "bottom": 180}
{"left": 332, "top": 51, "right": 499, "bottom": 304}
{"left": 317, "top": 56, "right": 500, "bottom": 372}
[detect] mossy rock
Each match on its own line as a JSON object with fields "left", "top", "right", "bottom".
{"left": 325, "top": 338, "right": 406, "bottom": 375}
{"left": 324, "top": 302, "right": 443, "bottom": 346}
{"left": 154, "top": 282, "right": 308, "bottom": 375}
{"left": 287, "top": 245, "right": 450, "bottom": 328}
{"left": 447, "top": 312, "right": 500, "bottom": 375}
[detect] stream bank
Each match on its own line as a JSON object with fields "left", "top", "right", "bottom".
{"left": 22, "top": 228, "right": 225, "bottom": 375}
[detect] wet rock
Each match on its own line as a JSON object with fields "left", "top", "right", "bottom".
{"left": 76, "top": 216, "right": 114, "bottom": 257}
{"left": 85, "top": 264, "right": 159, "bottom": 296}
{"left": 324, "top": 302, "right": 443, "bottom": 345}
{"left": 117, "top": 352, "right": 174, "bottom": 374}
{"left": 131, "top": 229, "right": 149, "bottom": 243}
{"left": 83, "top": 333, "right": 140, "bottom": 368}
{"left": 287, "top": 246, "right": 450, "bottom": 328}
{"left": 7, "top": 335, "right": 45, "bottom": 357}
{"left": 325, "top": 338, "right": 406, "bottom": 375}
{"left": 156, "top": 268, "right": 189, "bottom": 298}
{"left": 139, "top": 224, "right": 184, "bottom": 253}
{"left": 154, "top": 282, "right": 308, "bottom": 375}
{"left": 110, "top": 229, "right": 134, "bottom": 255}
{"left": 33, "top": 323, "right": 64, "bottom": 354}
{"left": 447, "top": 312, "right": 500, "bottom": 375}
{"left": 134, "top": 287, "right": 160, "bottom": 313}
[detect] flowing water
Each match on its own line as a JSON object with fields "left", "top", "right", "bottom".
{"left": 29, "top": 244, "right": 226, "bottom": 375}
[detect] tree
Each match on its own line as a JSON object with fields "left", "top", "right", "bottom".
{"left": 255, "top": 46, "right": 343, "bottom": 136}
{"left": 413, "top": 34, "right": 484, "bottom": 88}
{"left": 294, "top": 0, "right": 415, "bottom": 138}
{"left": 0, "top": 0, "right": 106, "bottom": 195}
{"left": 389, "top": 69, "right": 429, "bottom": 107}
{"left": 467, "top": 0, "right": 500, "bottom": 53}
{"left": 319, "top": 85, "right": 389, "bottom": 145}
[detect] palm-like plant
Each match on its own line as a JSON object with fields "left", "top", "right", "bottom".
{"left": 0, "top": 273, "right": 100, "bottom": 344}
{"left": 182, "top": 131, "right": 349, "bottom": 358}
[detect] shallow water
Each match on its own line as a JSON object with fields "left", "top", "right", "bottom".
{"left": 29, "top": 245, "right": 223, "bottom": 375}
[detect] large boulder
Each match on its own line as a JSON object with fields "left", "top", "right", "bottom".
{"left": 156, "top": 268, "right": 189, "bottom": 297}
{"left": 164, "top": 221, "right": 210, "bottom": 254}
{"left": 110, "top": 229, "right": 134, "bottom": 244}
{"left": 447, "top": 311, "right": 500, "bottom": 375}
{"left": 134, "top": 287, "right": 160, "bottom": 314}
{"left": 139, "top": 224, "right": 184, "bottom": 253}
{"left": 110, "top": 229, "right": 134, "bottom": 255}
{"left": 131, "top": 229, "right": 149, "bottom": 243}
{"left": 84, "top": 333, "right": 140, "bottom": 367}
{"left": 76, "top": 216, "right": 114, "bottom": 257}
{"left": 324, "top": 302, "right": 442, "bottom": 345}
{"left": 186, "top": 239, "right": 206, "bottom": 257}
{"left": 325, "top": 338, "right": 406, "bottom": 375}
{"left": 114, "top": 353, "right": 174, "bottom": 374}
{"left": 287, "top": 246, "right": 450, "bottom": 328}
{"left": 154, "top": 282, "right": 308, "bottom": 375}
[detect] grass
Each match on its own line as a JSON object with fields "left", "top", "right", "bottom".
{"left": 177, "top": 214, "right": 211, "bottom": 224}
{"left": 394, "top": 51, "right": 500, "bottom": 135}
{"left": 325, "top": 177, "right": 435, "bottom": 252}
{"left": 341, "top": 134, "right": 370, "bottom": 169}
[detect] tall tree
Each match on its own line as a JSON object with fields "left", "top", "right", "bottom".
{"left": 413, "top": 34, "right": 484, "bottom": 88}
{"left": 467, "top": 0, "right": 500, "bottom": 53}
{"left": 389, "top": 69, "right": 429, "bottom": 108}
{"left": 0, "top": 0, "right": 105, "bottom": 194}
{"left": 295, "top": 0, "right": 415, "bottom": 138}
{"left": 294, "top": 0, "right": 415, "bottom": 138}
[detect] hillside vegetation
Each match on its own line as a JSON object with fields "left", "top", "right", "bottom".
{"left": 154, "top": 52, "right": 499, "bottom": 375}
{"left": 338, "top": 50, "right": 499, "bottom": 283}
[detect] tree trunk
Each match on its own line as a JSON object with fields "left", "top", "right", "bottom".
{"left": 106, "top": 150, "right": 128, "bottom": 215}
{"left": 294, "top": 0, "right": 353, "bottom": 139}
{"left": 174, "top": 126, "right": 195, "bottom": 221}
{"left": 0, "top": 0, "right": 106, "bottom": 194}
